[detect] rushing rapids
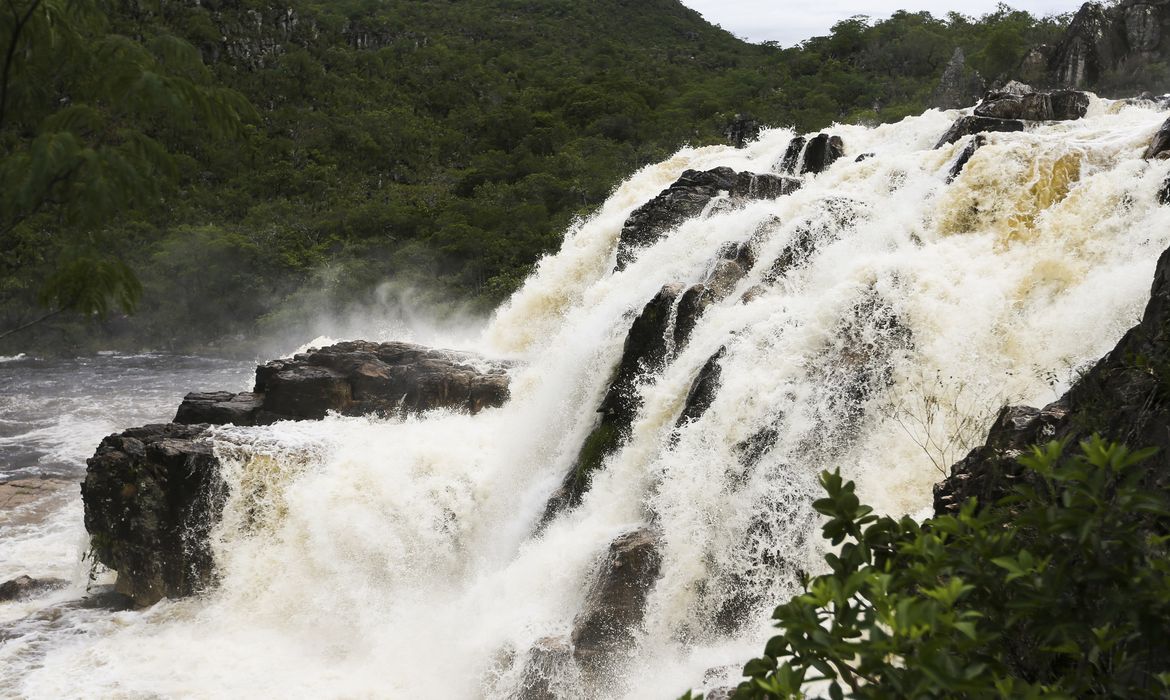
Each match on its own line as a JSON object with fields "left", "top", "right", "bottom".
{"left": 6, "top": 98, "right": 1170, "bottom": 698}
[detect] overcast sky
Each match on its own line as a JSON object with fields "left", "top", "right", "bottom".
{"left": 678, "top": 1, "right": 1081, "bottom": 46}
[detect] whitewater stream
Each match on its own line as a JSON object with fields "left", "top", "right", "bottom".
{"left": 3, "top": 99, "right": 1170, "bottom": 698}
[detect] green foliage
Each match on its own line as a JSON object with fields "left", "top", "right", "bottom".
{"left": 0, "top": 0, "right": 249, "bottom": 329}
{"left": 726, "top": 437, "right": 1170, "bottom": 699}
{"left": 1, "top": 0, "right": 1070, "bottom": 352}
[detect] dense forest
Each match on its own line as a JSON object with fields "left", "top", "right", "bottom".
{"left": 1, "top": 0, "right": 1071, "bottom": 354}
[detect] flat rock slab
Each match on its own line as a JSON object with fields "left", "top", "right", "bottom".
{"left": 174, "top": 340, "right": 512, "bottom": 425}
{"left": 0, "top": 478, "right": 74, "bottom": 510}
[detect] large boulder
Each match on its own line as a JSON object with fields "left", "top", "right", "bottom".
{"left": 935, "top": 116, "right": 1025, "bottom": 148}
{"left": 83, "top": 423, "right": 222, "bottom": 606}
{"left": 0, "top": 575, "right": 68, "bottom": 602}
{"left": 614, "top": 169, "right": 799, "bottom": 271}
{"left": 936, "top": 242, "right": 1170, "bottom": 514}
{"left": 1143, "top": 115, "right": 1170, "bottom": 159}
{"left": 571, "top": 528, "right": 663, "bottom": 676}
{"left": 799, "top": 133, "right": 844, "bottom": 175}
{"left": 973, "top": 89, "right": 1091, "bottom": 121}
{"left": 174, "top": 340, "right": 511, "bottom": 425}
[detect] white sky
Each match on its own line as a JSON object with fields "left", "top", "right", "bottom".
{"left": 678, "top": 1, "right": 1081, "bottom": 46}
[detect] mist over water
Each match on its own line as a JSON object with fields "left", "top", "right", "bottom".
{"left": 6, "top": 99, "right": 1170, "bottom": 698}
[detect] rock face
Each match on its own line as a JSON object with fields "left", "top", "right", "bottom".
{"left": 724, "top": 113, "right": 761, "bottom": 148}
{"left": 174, "top": 340, "right": 511, "bottom": 425}
{"left": 935, "top": 116, "right": 1025, "bottom": 148}
{"left": 83, "top": 423, "right": 222, "bottom": 606}
{"left": 614, "top": 168, "right": 800, "bottom": 271}
{"left": 87, "top": 339, "right": 513, "bottom": 607}
{"left": 545, "top": 285, "right": 684, "bottom": 517}
{"left": 931, "top": 47, "right": 985, "bottom": 109}
{"left": 777, "top": 136, "right": 805, "bottom": 174}
{"left": 973, "top": 89, "right": 1091, "bottom": 121}
{"left": 1143, "top": 115, "right": 1170, "bottom": 159}
{"left": 936, "top": 242, "right": 1170, "bottom": 514}
{"left": 571, "top": 528, "right": 663, "bottom": 676}
{"left": 1039, "top": 0, "right": 1170, "bottom": 91}
{"left": 799, "top": 133, "right": 844, "bottom": 175}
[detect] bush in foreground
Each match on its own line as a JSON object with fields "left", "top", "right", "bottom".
{"left": 694, "top": 437, "right": 1170, "bottom": 698}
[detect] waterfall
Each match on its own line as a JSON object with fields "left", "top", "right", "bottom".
{"left": 16, "top": 99, "right": 1170, "bottom": 698}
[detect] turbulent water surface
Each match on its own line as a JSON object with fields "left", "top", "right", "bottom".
{"left": 3, "top": 100, "right": 1170, "bottom": 698}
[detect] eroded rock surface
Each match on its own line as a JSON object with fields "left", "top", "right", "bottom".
{"left": 175, "top": 340, "right": 511, "bottom": 425}
{"left": 935, "top": 116, "right": 1025, "bottom": 148}
{"left": 974, "top": 89, "right": 1090, "bottom": 121}
{"left": 83, "top": 423, "right": 222, "bottom": 607}
{"left": 571, "top": 528, "right": 663, "bottom": 676}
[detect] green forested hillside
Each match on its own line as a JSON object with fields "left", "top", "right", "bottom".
{"left": 0, "top": 0, "right": 1067, "bottom": 354}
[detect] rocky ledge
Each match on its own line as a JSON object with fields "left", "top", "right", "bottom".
{"left": 936, "top": 242, "right": 1170, "bottom": 514}
{"left": 84, "top": 340, "right": 512, "bottom": 606}
{"left": 175, "top": 340, "right": 511, "bottom": 425}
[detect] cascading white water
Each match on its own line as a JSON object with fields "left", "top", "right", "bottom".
{"left": 10, "top": 99, "right": 1170, "bottom": 699}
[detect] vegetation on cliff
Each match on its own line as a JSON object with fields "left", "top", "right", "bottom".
{"left": 711, "top": 438, "right": 1170, "bottom": 698}
{"left": 0, "top": 0, "right": 1069, "bottom": 353}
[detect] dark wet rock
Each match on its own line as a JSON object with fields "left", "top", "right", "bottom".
{"left": 174, "top": 391, "right": 263, "bottom": 426}
{"left": 854, "top": 152, "right": 875, "bottom": 162}
{"left": 615, "top": 168, "right": 738, "bottom": 271}
{"left": 571, "top": 528, "right": 663, "bottom": 675}
{"left": 931, "top": 47, "right": 985, "bottom": 110}
{"left": 936, "top": 242, "right": 1170, "bottom": 514}
{"left": 777, "top": 136, "right": 805, "bottom": 174}
{"left": 82, "top": 423, "right": 222, "bottom": 607}
{"left": 799, "top": 133, "right": 844, "bottom": 175}
{"left": 674, "top": 348, "right": 726, "bottom": 430}
{"left": 615, "top": 168, "right": 800, "bottom": 270}
{"left": 1160, "top": 174, "right": 1170, "bottom": 204}
{"left": 935, "top": 116, "right": 1025, "bottom": 148}
{"left": 176, "top": 341, "right": 511, "bottom": 426}
{"left": 255, "top": 340, "right": 510, "bottom": 420}
{"left": 516, "top": 636, "right": 575, "bottom": 700}
{"left": 74, "top": 587, "right": 136, "bottom": 611}
{"left": 756, "top": 197, "right": 867, "bottom": 289}
{"left": 729, "top": 172, "right": 801, "bottom": 201}
{"left": 674, "top": 284, "right": 715, "bottom": 350}
{"left": 974, "top": 89, "right": 1090, "bottom": 121}
{"left": 947, "top": 135, "right": 986, "bottom": 183}
{"left": 724, "top": 113, "right": 761, "bottom": 148}
{"left": 0, "top": 575, "right": 68, "bottom": 602}
{"left": 545, "top": 285, "right": 685, "bottom": 517}
{"left": 1143, "top": 115, "right": 1170, "bottom": 159}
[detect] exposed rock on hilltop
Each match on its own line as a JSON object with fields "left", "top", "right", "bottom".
{"left": 1035, "top": 0, "right": 1170, "bottom": 92}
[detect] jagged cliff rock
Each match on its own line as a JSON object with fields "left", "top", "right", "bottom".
{"left": 1039, "top": 0, "right": 1170, "bottom": 92}
{"left": 931, "top": 47, "right": 986, "bottom": 109}
{"left": 614, "top": 168, "right": 800, "bottom": 271}
{"left": 936, "top": 242, "right": 1170, "bottom": 514}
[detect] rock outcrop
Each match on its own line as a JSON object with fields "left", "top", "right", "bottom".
{"left": 544, "top": 285, "right": 684, "bottom": 517}
{"left": 936, "top": 242, "right": 1170, "bottom": 514}
{"left": 1033, "top": 0, "right": 1170, "bottom": 92}
{"left": 86, "top": 340, "right": 513, "bottom": 606}
{"left": 614, "top": 168, "right": 799, "bottom": 271}
{"left": 175, "top": 340, "right": 511, "bottom": 425}
{"left": 947, "top": 134, "right": 986, "bottom": 182}
{"left": 0, "top": 575, "right": 68, "bottom": 602}
{"left": 935, "top": 116, "right": 1025, "bottom": 148}
{"left": 1143, "top": 115, "right": 1170, "bottom": 159}
{"left": 973, "top": 89, "right": 1091, "bottom": 121}
{"left": 570, "top": 528, "right": 663, "bottom": 676}
{"left": 799, "top": 133, "right": 844, "bottom": 175}
{"left": 930, "top": 47, "right": 985, "bottom": 109}
{"left": 724, "top": 113, "right": 761, "bottom": 148}
{"left": 83, "top": 423, "right": 223, "bottom": 606}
